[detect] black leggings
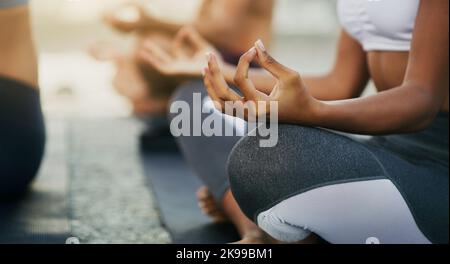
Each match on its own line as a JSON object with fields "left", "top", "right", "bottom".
{"left": 0, "top": 77, "right": 45, "bottom": 200}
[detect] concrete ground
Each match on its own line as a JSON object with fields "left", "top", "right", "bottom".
{"left": 66, "top": 118, "right": 171, "bottom": 243}
{"left": 38, "top": 117, "right": 171, "bottom": 244}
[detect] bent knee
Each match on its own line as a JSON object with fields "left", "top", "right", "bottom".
{"left": 255, "top": 179, "right": 432, "bottom": 244}
{"left": 227, "top": 125, "right": 319, "bottom": 220}
{"left": 257, "top": 207, "right": 312, "bottom": 243}
{"left": 0, "top": 158, "right": 42, "bottom": 200}
{"left": 0, "top": 129, "right": 45, "bottom": 200}
{"left": 227, "top": 124, "right": 385, "bottom": 221}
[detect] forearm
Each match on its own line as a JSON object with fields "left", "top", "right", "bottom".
{"left": 192, "top": 19, "right": 237, "bottom": 50}
{"left": 303, "top": 74, "right": 359, "bottom": 101}
{"left": 309, "top": 84, "right": 440, "bottom": 135}
{"left": 143, "top": 19, "right": 182, "bottom": 36}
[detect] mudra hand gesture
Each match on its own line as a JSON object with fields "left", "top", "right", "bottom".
{"left": 203, "top": 40, "right": 321, "bottom": 124}
{"left": 138, "top": 27, "right": 223, "bottom": 79}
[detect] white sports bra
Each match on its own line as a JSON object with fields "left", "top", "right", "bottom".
{"left": 338, "top": 0, "right": 420, "bottom": 51}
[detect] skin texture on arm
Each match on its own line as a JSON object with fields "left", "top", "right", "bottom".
{"left": 204, "top": 0, "right": 449, "bottom": 135}
{"left": 139, "top": 15, "right": 181, "bottom": 36}
{"left": 192, "top": 0, "right": 274, "bottom": 50}
{"left": 103, "top": 3, "right": 182, "bottom": 35}
{"left": 195, "top": 0, "right": 249, "bottom": 33}
{"left": 317, "top": 0, "right": 449, "bottom": 134}
{"left": 105, "top": 0, "right": 273, "bottom": 49}
{"left": 131, "top": 0, "right": 252, "bottom": 37}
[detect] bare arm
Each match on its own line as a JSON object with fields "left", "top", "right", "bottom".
{"left": 104, "top": 2, "right": 187, "bottom": 35}
{"left": 141, "top": 17, "right": 182, "bottom": 36}
{"left": 315, "top": 0, "right": 449, "bottom": 134}
{"left": 205, "top": 0, "right": 448, "bottom": 135}
{"left": 135, "top": 0, "right": 249, "bottom": 37}
{"left": 109, "top": 0, "right": 256, "bottom": 39}
{"left": 193, "top": 0, "right": 254, "bottom": 46}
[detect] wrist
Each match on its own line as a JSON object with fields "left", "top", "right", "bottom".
{"left": 309, "top": 98, "right": 327, "bottom": 126}
{"left": 289, "top": 97, "right": 327, "bottom": 126}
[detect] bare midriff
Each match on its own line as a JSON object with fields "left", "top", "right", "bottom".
{"left": 199, "top": 0, "right": 274, "bottom": 55}
{"left": 368, "top": 51, "right": 448, "bottom": 112}
{"left": 0, "top": 5, "right": 38, "bottom": 88}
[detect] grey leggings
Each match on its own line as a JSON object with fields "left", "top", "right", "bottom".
{"left": 168, "top": 82, "right": 244, "bottom": 201}
{"left": 169, "top": 81, "right": 449, "bottom": 244}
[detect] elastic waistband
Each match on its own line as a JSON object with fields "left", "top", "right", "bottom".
{"left": 0, "top": 75, "right": 38, "bottom": 92}
{"left": 0, "top": 75, "right": 41, "bottom": 124}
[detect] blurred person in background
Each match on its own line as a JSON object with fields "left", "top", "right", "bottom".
{"left": 140, "top": 0, "right": 448, "bottom": 244}
{"left": 90, "top": 0, "right": 275, "bottom": 149}
{"left": 0, "top": 0, "right": 45, "bottom": 200}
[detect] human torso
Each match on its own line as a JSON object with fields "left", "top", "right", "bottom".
{"left": 338, "top": 0, "right": 448, "bottom": 112}
{"left": 0, "top": 2, "right": 38, "bottom": 87}
{"left": 201, "top": 0, "right": 274, "bottom": 54}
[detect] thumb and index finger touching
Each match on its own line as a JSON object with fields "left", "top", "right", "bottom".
{"left": 172, "top": 26, "right": 208, "bottom": 56}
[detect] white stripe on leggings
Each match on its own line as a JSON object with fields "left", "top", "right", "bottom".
{"left": 203, "top": 97, "right": 247, "bottom": 136}
{"left": 257, "top": 179, "right": 431, "bottom": 244}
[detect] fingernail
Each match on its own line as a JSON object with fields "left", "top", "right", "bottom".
{"left": 206, "top": 52, "right": 212, "bottom": 63}
{"left": 255, "top": 39, "right": 266, "bottom": 52}
{"left": 248, "top": 47, "right": 257, "bottom": 56}
{"left": 202, "top": 67, "right": 207, "bottom": 77}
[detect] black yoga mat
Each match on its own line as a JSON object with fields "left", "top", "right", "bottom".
{"left": 140, "top": 149, "right": 240, "bottom": 244}
{"left": 0, "top": 163, "right": 71, "bottom": 244}
{"left": 0, "top": 188, "right": 70, "bottom": 244}
{"left": 0, "top": 121, "right": 71, "bottom": 244}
